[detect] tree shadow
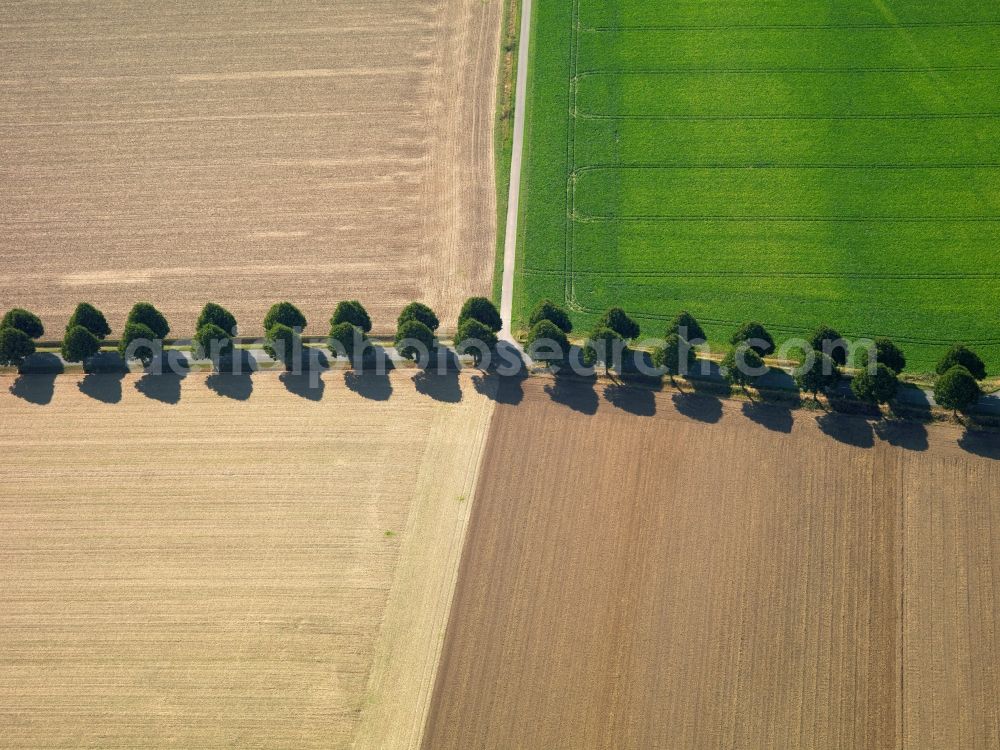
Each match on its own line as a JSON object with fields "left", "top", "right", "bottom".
{"left": 344, "top": 369, "right": 392, "bottom": 401}
{"left": 280, "top": 370, "right": 325, "bottom": 401}
{"left": 10, "top": 353, "right": 64, "bottom": 405}
{"left": 671, "top": 390, "right": 723, "bottom": 424}
{"left": 84, "top": 351, "right": 128, "bottom": 374}
{"left": 134, "top": 354, "right": 189, "bottom": 405}
{"left": 741, "top": 401, "right": 794, "bottom": 433}
{"left": 874, "top": 419, "right": 929, "bottom": 452}
{"left": 413, "top": 349, "right": 462, "bottom": 403}
{"left": 78, "top": 371, "right": 126, "bottom": 404}
{"left": 544, "top": 373, "right": 599, "bottom": 416}
{"left": 958, "top": 430, "right": 1000, "bottom": 460}
{"left": 816, "top": 412, "right": 875, "bottom": 449}
{"left": 604, "top": 381, "right": 657, "bottom": 417}
{"left": 472, "top": 341, "right": 528, "bottom": 405}
{"left": 205, "top": 372, "right": 253, "bottom": 400}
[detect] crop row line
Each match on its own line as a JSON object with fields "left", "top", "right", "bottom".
{"left": 574, "top": 112, "right": 1000, "bottom": 121}
{"left": 521, "top": 268, "right": 1000, "bottom": 280}
{"left": 572, "top": 215, "right": 1000, "bottom": 223}
{"left": 571, "top": 163, "right": 1000, "bottom": 173}
{"left": 577, "top": 66, "right": 1000, "bottom": 76}
{"left": 582, "top": 21, "right": 1000, "bottom": 32}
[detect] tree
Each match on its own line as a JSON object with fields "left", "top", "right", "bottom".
{"left": 808, "top": 325, "right": 848, "bottom": 366}
{"left": 458, "top": 297, "right": 502, "bottom": 333}
{"left": 855, "top": 337, "right": 906, "bottom": 374}
{"left": 125, "top": 302, "right": 170, "bottom": 340}
{"left": 595, "top": 307, "right": 640, "bottom": 340}
{"left": 666, "top": 310, "right": 705, "bottom": 344}
{"left": 794, "top": 350, "right": 840, "bottom": 401}
{"left": 526, "top": 320, "right": 570, "bottom": 368}
{"left": 652, "top": 333, "right": 697, "bottom": 385}
{"left": 936, "top": 344, "right": 987, "bottom": 381}
{"left": 264, "top": 323, "right": 302, "bottom": 369}
{"left": 118, "top": 322, "right": 159, "bottom": 366}
{"left": 730, "top": 321, "right": 775, "bottom": 357}
{"left": 330, "top": 300, "right": 372, "bottom": 333}
{"left": 328, "top": 321, "right": 369, "bottom": 364}
{"left": 0, "top": 327, "right": 35, "bottom": 366}
{"left": 851, "top": 363, "right": 899, "bottom": 406}
{"left": 196, "top": 302, "right": 238, "bottom": 336}
{"left": 397, "top": 302, "right": 439, "bottom": 332}
{"left": 61, "top": 325, "right": 101, "bottom": 363}
{"left": 455, "top": 317, "right": 498, "bottom": 366}
{"left": 528, "top": 299, "right": 573, "bottom": 333}
{"left": 263, "top": 301, "right": 306, "bottom": 332}
{"left": 722, "top": 345, "right": 765, "bottom": 394}
{"left": 194, "top": 323, "right": 234, "bottom": 361}
{"left": 395, "top": 319, "right": 435, "bottom": 361}
{"left": 66, "top": 302, "right": 111, "bottom": 339}
{"left": 587, "top": 326, "right": 625, "bottom": 375}
{"left": 934, "top": 365, "right": 982, "bottom": 416}
{"left": 1, "top": 308, "right": 44, "bottom": 339}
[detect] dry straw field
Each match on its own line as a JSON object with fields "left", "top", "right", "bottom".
{"left": 425, "top": 379, "right": 1000, "bottom": 749}
{"left": 0, "top": 372, "right": 495, "bottom": 748}
{"left": 0, "top": 0, "right": 500, "bottom": 335}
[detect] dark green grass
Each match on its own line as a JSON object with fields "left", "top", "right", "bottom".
{"left": 516, "top": 0, "right": 1000, "bottom": 372}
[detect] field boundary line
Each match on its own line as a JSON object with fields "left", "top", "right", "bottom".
{"left": 520, "top": 268, "right": 1000, "bottom": 281}
{"left": 572, "top": 163, "right": 1000, "bottom": 172}
{"left": 582, "top": 21, "right": 1000, "bottom": 32}
{"left": 572, "top": 215, "right": 1000, "bottom": 223}
{"left": 573, "top": 112, "right": 1000, "bottom": 121}
{"left": 577, "top": 66, "right": 1000, "bottom": 75}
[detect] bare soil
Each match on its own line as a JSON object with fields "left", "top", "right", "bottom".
{"left": 424, "top": 378, "right": 1000, "bottom": 749}
{"left": 0, "top": 0, "right": 501, "bottom": 336}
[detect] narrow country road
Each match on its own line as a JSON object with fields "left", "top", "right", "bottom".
{"left": 499, "top": 0, "right": 532, "bottom": 343}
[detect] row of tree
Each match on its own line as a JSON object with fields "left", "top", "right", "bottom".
{"left": 523, "top": 300, "right": 990, "bottom": 416}
{"left": 0, "top": 298, "right": 990, "bottom": 414}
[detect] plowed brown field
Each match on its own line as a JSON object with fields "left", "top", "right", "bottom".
{"left": 424, "top": 379, "right": 1000, "bottom": 749}
{"left": 0, "top": 0, "right": 500, "bottom": 336}
{"left": 0, "top": 372, "right": 495, "bottom": 748}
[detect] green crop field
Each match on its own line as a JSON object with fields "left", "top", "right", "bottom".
{"left": 515, "top": 0, "right": 1000, "bottom": 373}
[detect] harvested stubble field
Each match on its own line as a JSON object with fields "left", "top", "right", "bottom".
{"left": 425, "top": 378, "right": 1000, "bottom": 749}
{"left": 0, "top": 0, "right": 501, "bottom": 335}
{"left": 0, "top": 372, "right": 495, "bottom": 748}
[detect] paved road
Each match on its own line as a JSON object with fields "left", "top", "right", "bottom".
{"left": 499, "top": 0, "right": 533, "bottom": 343}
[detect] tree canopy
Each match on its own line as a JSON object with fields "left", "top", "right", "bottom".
{"left": 795, "top": 350, "right": 840, "bottom": 400}
{"left": 194, "top": 323, "right": 234, "bottom": 361}
{"left": 397, "top": 301, "right": 440, "bottom": 332}
{"left": 455, "top": 317, "right": 498, "bottom": 366}
{"left": 936, "top": 344, "right": 987, "bottom": 381}
{"left": 526, "top": 320, "right": 570, "bottom": 367}
{"left": 934, "top": 365, "right": 982, "bottom": 415}
{"left": 125, "top": 302, "right": 170, "bottom": 340}
{"left": 196, "top": 303, "right": 237, "bottom": 336}
{"left": 458, "top": 297, "right": 502, "bottom": 333}
{"left": 1, "top": 308, "right": 44, "bottom": 339}
{"left": 66, "top": 302, "right": 111, "bottom": 339}
{"left": 730, "top": 321, "right": 775, "bottom": 357}
{"left": 328, "top": 321, "right": 369, "bottom": 363}
{"left": 61, "top": 325, "right": 101, "bottom": 363}
{"left": 586, "top": 326, "right": 626, "bottom": 373}
{"left": 264, "top": 323, "right": 301, "bottom": 369}
{"left": 528, "top": 299, "right": 573, "bottom": 333}
{"left": 595, "top": 307, "right": 640, "bottom": 340}
{"left": 666, "top": 311, "right": 705, "bottom": 344}
{"left": 118, "top": 322, "right": 159, "bottom": 366}
{"left": 808, "top": 325, "right": 848, "bottom": 366}
{"left": 855, "top": 337, "right": 906, "bottom": 374}
{"left": 0, "top": 327, "right": 36, "bottom": 366}
{"left": 850, "top": 363, "right": 899, "bottom": 405}
{"left": 263, "top": 301, "right": 307, "bottom": 332}
{"left": 722, "top": 345, "right": 765, "bottom": 391}
{"left": 653, "top": 332, "right": 698, "bottom": 382}
{"left": 330, "top": 300, "right": 372, "bottom": 333}
{"left": 395, "top": 319, "right": 435, "bottom": 361}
